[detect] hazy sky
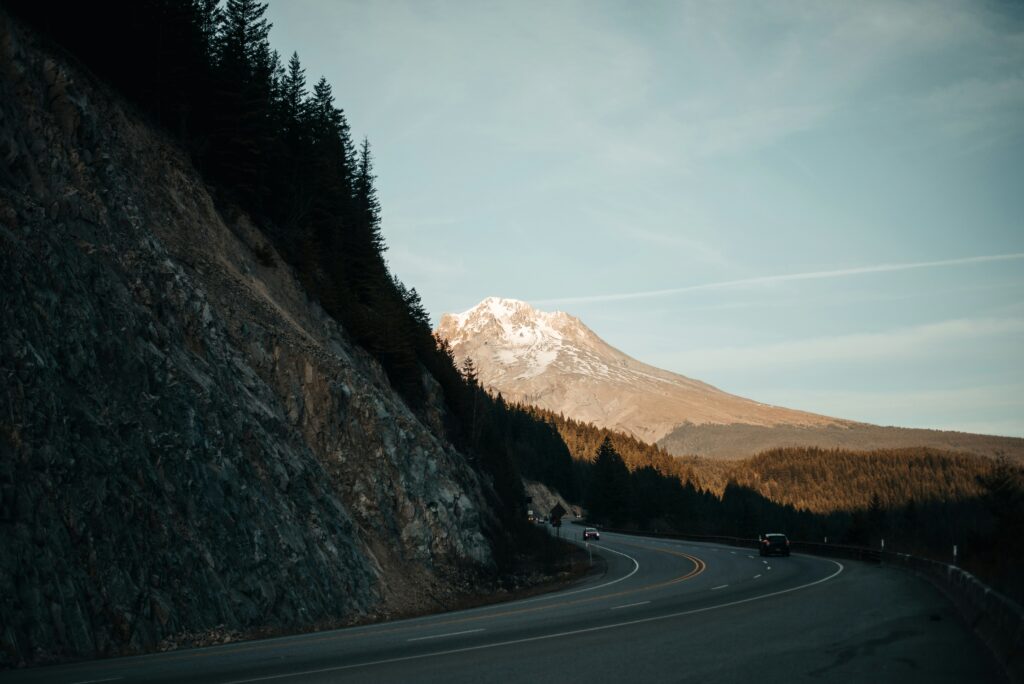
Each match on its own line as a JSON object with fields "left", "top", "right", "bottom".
{"left": 266, "top": 1, "right": 1024, "bottom": 437}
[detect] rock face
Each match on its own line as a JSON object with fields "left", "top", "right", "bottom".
{"left": 436, "top": 297, "right": 843, "bottom": 444}
{"left": 0, "top": 13, "right": 493, "bottom": 666}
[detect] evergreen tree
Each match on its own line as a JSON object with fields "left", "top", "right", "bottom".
{"left": 217, "top": 0, "right": 271, "bottom": 77}
{"left": 461, "top": 357, "right": 478, "bottom": 386}
{"left": 309, "top": 77, "right": 348, "bottom": 149}
{"left": 210, "top": 0, "right": 276, "bottom": 208}
{"left": 585, "top": 438, "right": 631, "bottom": 525}
{"left": 354, "top": 137, "right": 385, "bottom": 253}
{"left": 194, "top": 0, "right": 223, "bottom": 62}
{"left": 282, "top": 52, "right": 309, "bottom": 138}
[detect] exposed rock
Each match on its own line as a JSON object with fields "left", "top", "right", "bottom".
{"left": 524, "top": 480, "right": 574, "bottom": 519}
{"left": 0, "top": 11, "right": 493, "bottom": 667}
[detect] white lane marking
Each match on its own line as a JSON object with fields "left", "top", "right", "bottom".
{"left": 711, "top": 584, "right": 728, "bottom": 591}
{"left": 767, "top": 566, "right": 772, "bottom": 571}
{"left": 730, "top": 551, "right": 736, "bottom": 555}
{"left": 747, "top": 555, "right": 754, "bottom": 559}
{"left": 236, "top": 535, "right": 642, "bottom": 643}
{"left": 70, "top": 679, "right": 124, "bottom": 684}
{"left": 515, "top": 543, "right": 640, "bottom": 604}
{"left": 407, "top": 629, "right": 484, "bottom": 642}
{"left": 222, "top": 560, "right": 846, "bottom": 683}
{"left": 610, "top": 601, "right": 650, "bottom": 610}
{"left": 754, "top": 574, "right": 762, "bottom": 579}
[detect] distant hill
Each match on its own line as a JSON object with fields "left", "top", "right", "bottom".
{"left": 677, "top": 447, "right": 1000, "bottom": 513}
{"left": 659, "top": 422, "right": 1024, "bottom": 461}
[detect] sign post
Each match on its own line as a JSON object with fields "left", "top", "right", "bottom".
{"left": 549, "top": 503, "right": 566, "bottom": 538}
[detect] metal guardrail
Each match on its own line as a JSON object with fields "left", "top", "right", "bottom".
{"left": 881, "top": 550, "right": 1024, "bottom": 684}
{"left": 588, "top": 524, "right": 1024, "bottom": 683}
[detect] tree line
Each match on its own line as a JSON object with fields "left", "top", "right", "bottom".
{"left": 524, "top": 406, "right": 699, "bottom": 486}
{"left": 679, "top": 446, "right": 993, "bottom": 513}
{"left": 524, "top": 410, "right": 1023, "bottom": 603}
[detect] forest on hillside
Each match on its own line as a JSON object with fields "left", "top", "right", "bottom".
{"left": 3, "top": 0, "right": 585, "bottom": 568}
{"left": 680, "top": 447, "right": 993, "bottom": 513}
{"left": 531, "top": 411, "right": 1023, "bottom": 602}
{"left": 523, "top": 406, "right": 697, "bottom": 485}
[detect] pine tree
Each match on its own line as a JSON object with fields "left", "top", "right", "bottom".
{"left": 309, "top": 77, "right": 345, "bottom": 145}
{"left": 218, "top": 0, "right": 272, "bottom": 78}
{"left": 461, "top": 357, "right": 478, "bottom": 386}
{"left": 585, "top": 437, "right": 631, "bottom": 525}
{"left": 282, "top": 52, "right": 309, "bottom": 138}
{"left": 211, "top": 0, "right": 276, "bottom": 207}
{"left": 194, "top": 0, "right": 223, "bottom": 62}
{"left": 354, "top": 137, "right": 384, "bottom": 253}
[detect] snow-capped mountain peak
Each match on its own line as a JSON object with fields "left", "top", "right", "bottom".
{"left": 438, "top": 297, "right": 590, "bottom": 379}
{"left": 435, "top": 297, "right": 843, "bottom": 444}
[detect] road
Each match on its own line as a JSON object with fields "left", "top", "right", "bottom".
{"left": 3, "top": 529, "right": 1004, "bottom": 683}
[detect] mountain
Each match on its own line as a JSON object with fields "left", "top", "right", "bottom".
{"left": 436, "top": 298, "right": 845, "bottom": 444}
{"left": 437, "top": 298, "right": 1024, "bottom": 460}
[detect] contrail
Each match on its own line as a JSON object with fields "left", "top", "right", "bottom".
{"left": 534, "top": 252, "right": 1024, "bottom": 306}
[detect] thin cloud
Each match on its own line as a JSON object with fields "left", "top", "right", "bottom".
{"left": 734, "top": 385, "right": 1024, "bottom": 437}
{"left": 535, "top": 253, "right": 1024, "bottom": 306}
{"left": 656, "top": 317, "right": 1024, "bottom": 373}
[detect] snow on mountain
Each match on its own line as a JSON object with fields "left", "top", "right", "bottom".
{"left": 436, "top": 297, "right": 844, "bottom": 444}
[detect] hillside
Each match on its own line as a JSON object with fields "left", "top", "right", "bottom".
{"left": 0, "top": 10, "right": 505, "bottom": 666}
{"left": 660, "top": 422, "right": 1024, "bottom": 461}
{"left": 530, "top": 407, "right": 1002, "bottom": 516}
{"left": 678, "top": 447, "right": 997, "bottom": 514}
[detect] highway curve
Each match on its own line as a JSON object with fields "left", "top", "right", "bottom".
{"left": 4, "top": 529, "right": 1005, "bottom": 683}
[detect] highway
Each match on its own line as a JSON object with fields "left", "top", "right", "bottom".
{"left": 4, "top": 529, "right": 1004, "bottom": 683}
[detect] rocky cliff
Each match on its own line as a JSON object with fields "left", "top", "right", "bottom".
{"left": 0, "top": 13, "right": 495, "bottom": 667}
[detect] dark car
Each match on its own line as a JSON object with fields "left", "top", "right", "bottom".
{"left": 582, "top": 527, "right": 600, "bottom": 541}
{"left": 759, "top": 533, "right": 790, "bottom": 556}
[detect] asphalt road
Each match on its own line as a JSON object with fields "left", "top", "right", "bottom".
{"left": 3, "top": 529, "right": 1005, "bottom": 683}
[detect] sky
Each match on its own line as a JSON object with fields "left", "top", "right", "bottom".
{"left": 265, "top": 1, "right": 1024, "bottom": 437}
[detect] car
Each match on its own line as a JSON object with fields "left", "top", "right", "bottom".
{"left": 759, "top": 533, "right": 790, "bottom": 556}
{"left": 582, "top": 527, "right": 600, "bottom": 541}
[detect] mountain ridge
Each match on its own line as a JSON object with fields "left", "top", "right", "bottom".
{"left": 437, "top": 297, "right": 847, "bottom": 445}
{"left": 437, "top": 297, "right": 1024, "bottom": 460}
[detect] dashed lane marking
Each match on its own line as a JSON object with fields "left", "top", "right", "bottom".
{"left": 610, "top": 601, "right": 651, "bottom": 610}
{"left": 407, "top": 629, "right": 484, "bottom": 642}
{"left": 222, "top": 561, "right": 846, "bottom": 683}
{"left": 754, "top": 574, "right": 762, "bottom": 579}
{"left": 711, "top": 584, "right": 728, "bottom": 591}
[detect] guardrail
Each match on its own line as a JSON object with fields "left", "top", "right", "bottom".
{"left": 586, "top": 524, "right": 1023, "bottom": 683}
